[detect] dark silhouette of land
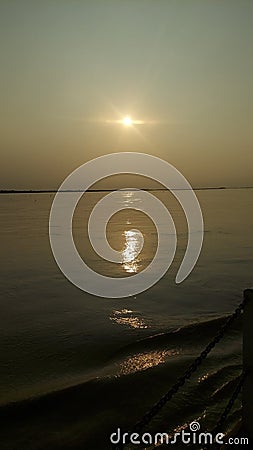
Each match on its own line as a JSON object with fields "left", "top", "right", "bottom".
{"left": 0, "top": 186, "right": 252, "bottom": 194}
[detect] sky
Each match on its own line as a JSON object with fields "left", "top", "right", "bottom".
{"left": 0, "top": 0, "right": 252, "bottom": 189}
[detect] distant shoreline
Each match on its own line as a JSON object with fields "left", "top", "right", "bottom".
{"left": 0, "top": 186, "right": 252, "bottom": 194}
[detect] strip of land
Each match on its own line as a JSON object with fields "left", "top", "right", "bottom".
{"left": 1, "top": 186, "right": 253, "bottom": 194}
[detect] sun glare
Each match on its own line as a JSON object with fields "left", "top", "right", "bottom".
{"left": 122, "top": 116, "right": 133, "bottom": 127}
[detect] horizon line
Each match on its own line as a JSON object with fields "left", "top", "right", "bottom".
{"left": 0, "top": 186, "right": 252, "bottom": 194}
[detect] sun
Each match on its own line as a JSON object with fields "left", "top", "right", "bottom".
{"left": 122, "top": 116, "right": 133, "bottom": 127}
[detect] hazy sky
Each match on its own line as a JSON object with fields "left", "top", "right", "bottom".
{"left": 1, "top": 0, "right": 252, "bottom": 189}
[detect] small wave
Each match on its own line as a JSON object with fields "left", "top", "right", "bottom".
{"left": 112, "top": 314, "right": 242, "bottom": 359}
{"left": 0, "top": 315, "right": 243, "bottom": 450}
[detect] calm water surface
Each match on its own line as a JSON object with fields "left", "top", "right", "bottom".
{"left": 0, "top": 189, "right": 252, "bottom": 449}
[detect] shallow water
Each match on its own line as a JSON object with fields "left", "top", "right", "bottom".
{"left": 0, "top": 189, "right": 252, "bottom": 449}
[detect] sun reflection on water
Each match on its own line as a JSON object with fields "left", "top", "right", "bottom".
{"left": 110, "top": 309, "right": 148, "bottom": 329}
{"left": 119, "top": 349, "right": 179, "bottom": 375}
{"left": 122, "top": 229, "right": 143, "bottom": 274}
